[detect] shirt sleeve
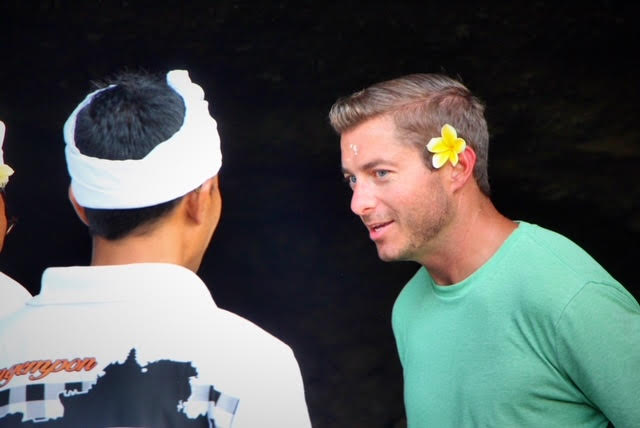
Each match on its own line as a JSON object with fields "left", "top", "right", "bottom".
{"left": 273, "top": 347, "right": 312, "bottom": 428}
{"left": 555, "top": 281, "right": 640, "bottom": 428}
{"left": 231, "top": 345, "right": 312, "bottom": 428}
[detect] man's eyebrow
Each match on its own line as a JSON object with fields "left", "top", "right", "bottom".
{"left": 342, "top": 159, "right": 395, "bottom": 175}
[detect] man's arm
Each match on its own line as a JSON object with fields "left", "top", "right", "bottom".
{"left": 555, "top": 280, "right": 640, "bottom": 428}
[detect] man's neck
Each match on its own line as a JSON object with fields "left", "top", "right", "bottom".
{"left": 90, "top": 226, "right": 197, "bottom": 272}
{"left": 419, "top": 196, "right": 517, "bottom": 286}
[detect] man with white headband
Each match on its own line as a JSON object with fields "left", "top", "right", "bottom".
{"left": 0, "top": 119, "right": 31, "bottom": 319}
{"left": 0, "top": 71, "right": 311, "bottom": 427}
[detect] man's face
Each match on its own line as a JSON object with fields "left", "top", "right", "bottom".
{"left": 340, "top": 115, "right": 452, "bottom": 263}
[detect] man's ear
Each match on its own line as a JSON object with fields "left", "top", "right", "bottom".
{"left": 449, "top": 146, "right": 477, "bottom": 192}
{"left": 184, "top": 177, "right": 217, "bottom": 224}
{"left": 68, "top": 186, "right": 89, "bottom": 226}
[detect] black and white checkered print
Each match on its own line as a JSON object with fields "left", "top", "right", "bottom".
{"left": 192, "top": 384, "right": 240, "bottom": 427}
{"left": 0, "top": 381, "right": 93, "bottom": 423}
{"left": 0, "top": 382, "right": 239, "bottom": 427}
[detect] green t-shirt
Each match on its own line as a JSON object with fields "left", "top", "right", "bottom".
{"left": 392, "top": 222, "right": 640, "bottom": 427}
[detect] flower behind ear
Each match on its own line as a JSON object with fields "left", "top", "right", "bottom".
{"left": 426, "top": 124, "right": 466, "bottom": 168}
{"left": 0, "top": 164, "right": 14, "bottom": 188}
{"left": 0, "top": 120, "right": 13, "bottom": 188}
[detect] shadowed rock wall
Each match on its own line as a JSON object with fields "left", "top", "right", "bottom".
{"left": 1, "top": 2, "right": 638, "bottom": 426}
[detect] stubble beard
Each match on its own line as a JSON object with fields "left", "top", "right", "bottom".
{"left": 376, "top": 192, "right": 453, "bottom": 263}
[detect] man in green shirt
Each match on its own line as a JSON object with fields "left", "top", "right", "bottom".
{"left": 329, "top": 74, "right": 639, "bottom": 427}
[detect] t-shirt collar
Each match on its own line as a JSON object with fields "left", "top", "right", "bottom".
{"left": 31, "top": 263, "right": 215, "bottom": 306}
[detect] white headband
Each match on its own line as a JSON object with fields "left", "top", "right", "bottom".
{"left": 64, "top": 70, "right": 222, "bottom": 209}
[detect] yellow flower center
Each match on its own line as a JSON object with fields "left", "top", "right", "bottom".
{"left": 426, "top": 124, "right": 466, "bottom": 169}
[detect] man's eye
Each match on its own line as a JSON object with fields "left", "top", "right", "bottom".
{"left": 375, "top": 170, "right": 389, "bottom": 178}
{"left": 344, "top": 175, "right": 356, "bottom": 187}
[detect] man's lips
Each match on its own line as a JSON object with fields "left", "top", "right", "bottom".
{"left": 366, "top": 220, "right": 394, "bottom": 240}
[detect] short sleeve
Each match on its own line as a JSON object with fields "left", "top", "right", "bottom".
{"left": 231, "top": 345, "right": 312, "bottom": 428}
{"left": 555, "top": 281, "right": 640, "bottom": 428}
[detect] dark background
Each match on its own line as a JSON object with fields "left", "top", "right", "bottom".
{"left": 1, "top": 2, "right": 638, "bottom": 426}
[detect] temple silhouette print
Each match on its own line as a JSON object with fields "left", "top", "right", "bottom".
{"left": 0, "top": 348, "right": 239, "bottom": 427}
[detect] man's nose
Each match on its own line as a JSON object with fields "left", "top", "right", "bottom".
{"left": 350, "top": 182, "right": 376, "bottom": 216}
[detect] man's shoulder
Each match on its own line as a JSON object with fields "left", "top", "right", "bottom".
{"left": 392, "top": 267, "right": 427, "bottom": 326}
{"left": 213, "top": 308, "right": 295, "bottom": 355}
{"left": 0, "top": 272, "right": 31, "bottom": 319}
{"left": 506, "top": 222, "right": 633, "bottom": 317}
{"left": 0, "top": 272, "right": 30, "bottom": 297}
{"left": 515, "top": 222, "right": 614, "bottom": 282}
{"left": 395, "top": 267, "right": 428, "bottom": 301}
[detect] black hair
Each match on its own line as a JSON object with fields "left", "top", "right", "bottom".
{"left": 73, "top": 71, "right": 186, "bottom": 240}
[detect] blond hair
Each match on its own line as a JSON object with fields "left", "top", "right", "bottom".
{"left": 329, "top": 74, "right": 490, "bottom": 195}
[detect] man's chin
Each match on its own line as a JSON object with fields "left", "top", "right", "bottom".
{"left": 376, "top": 245, "right": 406, "bottom": 262}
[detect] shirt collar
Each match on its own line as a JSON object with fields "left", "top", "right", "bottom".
{"left": 31, "top": 263, "right": 215, "bottom": 306}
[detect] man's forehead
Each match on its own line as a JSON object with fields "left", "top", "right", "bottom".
{"left": 340, "top": 142, "right": 423, "bottom": 177}
{"left": 342, "top": 115, "right": 396, "bottom": 140}
{"left": 340, "top": 124, "right": 389, "bottom": 156}
{"left": 340, "top": 121, "right": 418, "bottom": 150}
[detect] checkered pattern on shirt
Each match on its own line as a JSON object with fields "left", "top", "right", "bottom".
{"left": 0, "top": 381, "right": 93, "bottom": 423}
{"left": 0, "top": 383, "right": 240, "bottom": 427}
{"left": 191, "top": 384, "right": 240, "bottom": 427}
